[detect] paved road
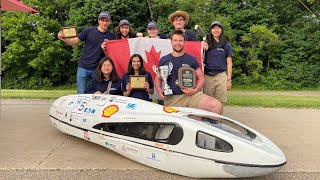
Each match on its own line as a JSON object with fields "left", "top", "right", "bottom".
{"left": 1, "top": 100, "right": 320, "bottom": 179}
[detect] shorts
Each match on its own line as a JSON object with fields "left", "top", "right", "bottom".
{"left": 164, "top": 91, "right": 206, "bottom": 108}
{"left": 203, "top": 72, "right": 227, "bottom": 103}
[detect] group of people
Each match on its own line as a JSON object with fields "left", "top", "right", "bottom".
{"left": 58, "top": 10, "right": 233, "bottom": 115}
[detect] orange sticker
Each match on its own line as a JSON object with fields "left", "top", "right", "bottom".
{"left": 102, "top": 105, "right": 119, "bottom": 118}
{"left": 163, "top": 107, "right": 179, "bottom": 113}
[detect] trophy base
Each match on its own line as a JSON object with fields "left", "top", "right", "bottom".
{"left": 163, "top": 89, "right": 173, "bottom": 96}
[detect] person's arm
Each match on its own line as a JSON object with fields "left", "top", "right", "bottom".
{"left": 226, "top": 56, "right": 232, "bottom": 90}
{"left": 146, "top": 73, "right": 154, "bottom": 94}
{"left": 58, "top": 30, "right": 81, "bottom": 46}
{"left": 154, "top": 76, "right": 166, "bottom": 99}
{"left": 123, "top": 83, "right": 132, "bottom": 96}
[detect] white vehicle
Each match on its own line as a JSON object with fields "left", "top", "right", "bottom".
{"left": 49, "top": 94, "right": 286, "bottom": 178}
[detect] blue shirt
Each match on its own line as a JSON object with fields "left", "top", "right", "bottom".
{"left": 78, "top": 27, "right": 116, "bottom": 70}
{"left": 167, "top": 30, "right": 198, "bottom": 41}
{"left": 204, "top": 42, "right": 232, "bottom": 71}
{"left": 85, "top": 78, "right": 122, "bottom": 95}
{"left": 122, "top": 71, "right": 154, "bottom": 101}
{"left": 158, "top": 53, "right": 199, "bottom": 95}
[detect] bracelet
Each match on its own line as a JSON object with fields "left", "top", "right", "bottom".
{"left": 227, "top": 78, "right": 232, "bottom": 82}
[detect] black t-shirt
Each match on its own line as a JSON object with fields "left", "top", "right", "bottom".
{"left": 85, "top": 78, "right": 122, "bottom": 95}
{"left": 158, "top": 53, "right": 199, "bottom": 95}
{"left": 166, "top": 30, "right": 198, "bottom": 41}
{"left": 78, "top": 27, "right": 116, "bottom": 70}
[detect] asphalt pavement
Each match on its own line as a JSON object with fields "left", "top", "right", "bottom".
{"left": 1, "top": 100, "right": 320, "bottom": 179}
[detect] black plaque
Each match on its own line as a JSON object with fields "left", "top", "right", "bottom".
{"left": 61, "top": 26, "right": 78, "bottom": 38}
{"left": 129, "top": 75, "right": 147, "bottom": 90}
{"left": 178, "top": 67, "right": 196, "bottom": 89}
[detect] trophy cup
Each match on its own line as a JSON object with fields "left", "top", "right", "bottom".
{"left": 153, "top": 62, "right": 173, "bottom": 96}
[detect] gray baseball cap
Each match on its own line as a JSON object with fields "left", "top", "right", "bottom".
{"left": 119, "top": 19, "right": 130, "bottom": 26}
{"left": 98, "top": 12, "right": 111, "bottom": 19}
{"left": 147, "top": 21, "right": 158, "bottom": 29}
{"left": 210, "top": 21, "right": 223, "bottom": 29}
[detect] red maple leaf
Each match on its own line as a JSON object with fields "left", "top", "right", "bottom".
{"left": 145, "top": 45, "right": 161, "bottom": 80}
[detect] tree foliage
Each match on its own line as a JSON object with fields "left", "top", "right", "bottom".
{"left": 1, "top": 0, "right": 320, "bottom": 90}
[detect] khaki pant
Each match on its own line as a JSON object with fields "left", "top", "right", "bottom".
{"left": 164, "top": 91, "right": 206, "bottom": 108}
{"left": 203, "top": 72, "right": 227, "bottom": 103}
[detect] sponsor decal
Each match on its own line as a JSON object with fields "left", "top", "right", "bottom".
{"left": 56, "top": 110, "right": 64, "bottom": 116}
{"left": 126, "top": 103, "right": 137, "bottom": 110}
{"left": 59, "top": 97, "right": 67, "bottom": 105}
{"left": 83, "top": 131, "right": 90, "bottom": 141}
{"left": 108, "top": 96, "right": 116, "bottom": 103}
{"left": 83, "top": 108, "right": 96, "bottom": 115}
{"left": 163, "top": 107, "right": 179, "bottom": 113}
{"left": 147, "top": 153, "right": 160, "bottom": 162}
{"left": 121, "top": 145, "right": 139, "bottom": 155}
{"left": 82, "top": 118, "right": 87, "bottom": 123}
{"left": 155, "top": 143, "right": 164, "bottom": 148}
{"left": 92, "top": 95, "right": 101, "bottom": 100}
{"left": 104, "top": 142, "right": 116, "bottom": 149}
{"left": 102, "top": 105, "right": 119, "bottom": 118}
{"left": 72, "top": 100, "right": 89, "bottom": 114}
{"left": 67, "top": 101, "right": 74, "bottom": 108}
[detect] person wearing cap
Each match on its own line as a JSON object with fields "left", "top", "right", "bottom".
{"left": 203, "top": 21, "right": 233, "bottom": 103}
{"left": 145, "top": 21, "right": 166, "bottom": 39}
{"left": 167, "top": 10, "right": 198, "bottom": 41}
{"left": 115, "top": 19, "right": 143, "bottom": 39}
{"left": 154, "top": 30, "right": 223, "bottom": 115}
{"left": 58, "top": 11, "right": 116, "bottom": 94}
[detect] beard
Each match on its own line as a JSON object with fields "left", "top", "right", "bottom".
{"left": 121, "top": 32, "right": 129, "bottom": 37}
{"left": 173, "top": 45, "right": 184, "bottom": 52}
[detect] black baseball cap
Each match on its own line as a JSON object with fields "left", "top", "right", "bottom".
{"left": 98, "top": 12, "right": 111, "bottom": 19}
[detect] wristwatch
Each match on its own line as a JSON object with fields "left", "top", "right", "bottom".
{"left": 227, "top": 78, "right": 232, "bottom": 82}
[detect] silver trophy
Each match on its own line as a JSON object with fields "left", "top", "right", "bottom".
{"left": 153, "top": 62, "right": 173, "bottom": 96}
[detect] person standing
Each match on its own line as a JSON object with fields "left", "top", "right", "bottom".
{"left": 122, "top": 54, "right": 154, "bottom": 101}
{"left": 154, "top": 30, "right": 222, "bottom": 115}
{"left": 85, "top": 57, "right": 122, "bottom": 95}
{"left": 145, "top": 21, "right": 166, "bottom": 39}
{"left": 203, "top": 21, "right": 233, "bottom": 103}
{"left": 58, "top": 12, "right": 116, "bottom": 94}
{"left": 115, "top": 19, "right": 143, "bottom": 39}
{"left": 167, "top": 10, "right": 198, "bottom": 41}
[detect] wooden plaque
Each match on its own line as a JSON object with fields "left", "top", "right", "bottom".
{"left": 61, "top": 26, "right": 78, "bottom": 38}
{"left": 178, "top": 67, "right": 196, "bottom": 89}
{"left": 129, "top": 75, "right": 147, "bottom": 90}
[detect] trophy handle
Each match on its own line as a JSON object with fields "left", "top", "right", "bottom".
{"left": 168, "top": 62, "right": 173, "bottom": 75}
{"left": 152, "top": 65, "right": 160, "bottom": 77}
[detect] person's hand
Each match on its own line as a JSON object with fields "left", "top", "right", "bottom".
{"left": 101, "top": 40, "right": 108, "bottom": 50}
{"left": 136, "top": 32, "right": 143, "bottom": 37}
{"left": 157, "top": 88, "right": 166, "bottom": 99}
{"left": 227, "top": 81, "right": 232, "bottom": 91}
{"left": 144, "top": 82, "right": 150, "bottom": 90}
{"left": 94, "top": 91, "right": 102, "bottom": 94}
{"left": 126, "top": 83, "right": 132, "bottom": 91}
{"left": 58, "top": 30, "right": 65, "bottom": 40}
{"left": 203, "top": 42, "right": 209, "bottom": 51}
{"left": 181, "top": 88, "right": 197, "bottom": 96}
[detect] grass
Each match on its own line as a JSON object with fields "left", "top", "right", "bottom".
{"left": 225, "top": 95, "right": 320, "bottom": 109}
{"left": 1, "top": 89, "right": 76, "bottom": 99}
{"left": 1, "top": 89, "right": 320, "bottom": 109}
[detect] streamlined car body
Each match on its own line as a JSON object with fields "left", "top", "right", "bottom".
{"left": 49, "top": 94, "right": 286, "bottom": 178}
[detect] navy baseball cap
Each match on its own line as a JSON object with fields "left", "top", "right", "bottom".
{"left": 147, "top": 21, "right": 158, "bottom": 29}
{"left": 119, "top": 19, "right": 130, "bottom": 26}
{"left": 98, "top": 12, "right": 111, "bottom": 19}
{"left": 210, "top": 21, "right": 223, "bottom": 29}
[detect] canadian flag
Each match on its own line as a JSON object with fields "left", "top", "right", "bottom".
{"left": 106, "top": 38, "right": 203, "bottom": 81}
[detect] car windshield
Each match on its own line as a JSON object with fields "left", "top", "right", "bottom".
{"left": 187, "top": 114, "right": 261, "bottom": 142}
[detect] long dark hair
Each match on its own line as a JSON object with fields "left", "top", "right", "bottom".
{"left": 127, "top": 54, "right": 146, "bottom": 75}
{"left": 95, "top": 56, "right": 120, "bottom": 82}
{"left": 207, "top": 26, "right": 227, "bottom": 49}
{"left": 115, "top": 25, "right": 136, "bottom": 39}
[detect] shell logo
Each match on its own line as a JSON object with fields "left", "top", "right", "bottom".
{"left": 163, "top": 107, "right": 179, "bottom": 113}
{"left": 102, "top": 105, "right": 119, "bottom": 118}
